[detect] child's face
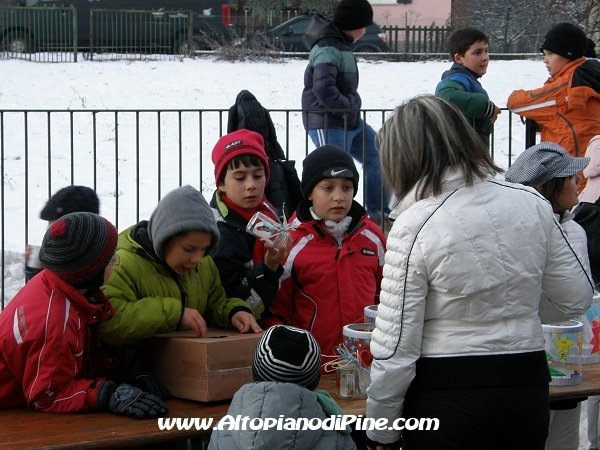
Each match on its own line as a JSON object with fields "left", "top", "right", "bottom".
{"left": 218, "top": 164, "right": 266, "bottom": 209}
{"left": 543, "top": 50, "right": 570, "bottom": 77}
{"left": 308, "top": 178, "right": 354, "bottom": 222}
{"left": 454, "top": 40, "right": 489, "bottom": 77}
{"left": 164, "top": 231, "right": 213, "bottom": 275}
{"left": 554, "top": 174, "right": 581, "bottom": 212}
{"left": 344, "top": 27, "right": 367, "bottom": 43}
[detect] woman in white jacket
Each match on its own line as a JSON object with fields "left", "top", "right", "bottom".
{"left": 365, "top": 95, "right": 594, "bottom": 450}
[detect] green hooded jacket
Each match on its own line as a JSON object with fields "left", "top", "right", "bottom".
{"left": 98, "top": 186, "right": 251, "bottom": 370}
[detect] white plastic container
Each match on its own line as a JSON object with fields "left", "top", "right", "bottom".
{"left": 364, "top": 305, "right": 378, "bottom": 324}
{"left": 542, "top": 320, "right": 583, "bottom": 386}
{"left": 342, "top": 323, "right": 374, "bottom": 356}
{"left": 579, "top": 292, "right": 600, "bottom": 364}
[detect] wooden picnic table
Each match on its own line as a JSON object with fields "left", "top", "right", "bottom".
{"left": 3, "top": 366, "right": 600, "bottom": 449}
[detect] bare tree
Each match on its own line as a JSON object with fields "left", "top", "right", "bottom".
{"left": 452, "top": 0, "right": 554, "bottom": 52}
{"left": 548, "top": 0, "right": 600, "bottom": 38}
{"left": 298, "top": 0, "right": 338, "bottom": 14}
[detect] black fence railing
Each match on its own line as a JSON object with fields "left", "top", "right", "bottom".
{"left": 0, "top": 107, "right": 529, "bottom": 307}
{"left": 381, "top": 25, "right": 452, "bottom": 54}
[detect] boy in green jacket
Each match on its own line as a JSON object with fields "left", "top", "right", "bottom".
{"left": 98, "top": 185, "right": 260, "bottom": 373}
{"left": 435, "top": 27, "right": 501, "bottom": 148}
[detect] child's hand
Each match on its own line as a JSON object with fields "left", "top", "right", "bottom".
{"left": 264, "top": 237, "right": 292, "bottom": 272}
{"left": 491, "top": 105, "right": 501, "bottom": 124}
{"left": 181, "top": 307, "right": 207, "bottom": 337}
{"left": 231, "top": 311, "right": 262, "bottom": 334}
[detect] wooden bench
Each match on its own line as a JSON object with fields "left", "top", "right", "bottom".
{"left": 3, "top": 366, "right": 600, "bottom": 449}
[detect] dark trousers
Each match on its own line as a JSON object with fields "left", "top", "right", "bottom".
{"left": 402, "top": 383, "right": 550, "bottom": 450}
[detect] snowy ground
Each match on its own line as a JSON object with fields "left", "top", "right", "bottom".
{"left": 0, "top": 55, "right": 594, "bottom": 448}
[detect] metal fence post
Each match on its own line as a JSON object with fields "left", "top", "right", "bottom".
{"left": 187, "top": 9, "right": 193, "bottom": 56}
{"left": 73, "top": 6, "right": 77, "bottom": 62}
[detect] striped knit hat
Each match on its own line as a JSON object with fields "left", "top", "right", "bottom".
{"left": 39, "top": 212, "right": 118, "bottom": 289}
{"left": 252, "top": 325, "right": 321, "bottom": 390}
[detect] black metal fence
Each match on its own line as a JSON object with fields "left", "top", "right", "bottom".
{"left": 382, "top": 25, "right": 452, "bottom": 54}
{"left": 0, "top": 106, "right": 528, "bottom": 307}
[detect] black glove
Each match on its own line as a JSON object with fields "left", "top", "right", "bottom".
{"left": 97, "top": 381, "right": 169, "bottom": 419}
{"left": 123, "top": 374, "right": 171, "bottom": 400}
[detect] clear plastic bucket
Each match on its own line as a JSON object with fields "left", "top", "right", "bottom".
{"left": 542, "top": 320, "right": 583, "bottom": 386}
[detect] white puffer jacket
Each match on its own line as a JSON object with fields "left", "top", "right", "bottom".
{"left": 366, "top": 169, "right": 594, "bottom": 445}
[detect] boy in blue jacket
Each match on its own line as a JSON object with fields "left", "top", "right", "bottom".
{"left": 435, "top": 27, "right": 501, "bottom": 148}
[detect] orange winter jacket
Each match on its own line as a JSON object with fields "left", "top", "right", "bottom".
{"left": 507, "top": 58, "right": 600, "bottom": 159}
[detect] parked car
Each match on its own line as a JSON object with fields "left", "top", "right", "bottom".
{"left": 263, "top": 15, "right": 390, "bottom": 53}
{"left": 0, "top": 0, "right": 232, "bottom": 53}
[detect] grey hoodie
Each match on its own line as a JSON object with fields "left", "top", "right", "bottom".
{"left": 148, "top": 185, "right": 219, "bottom": 261}
{"left": 208, "top": 382, "right": 357, "bottom": 450}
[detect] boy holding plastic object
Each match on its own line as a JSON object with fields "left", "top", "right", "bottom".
{"left": 265, "top": 145, "right": 385, "bottom": 366}
{"left": 435, "top": 27, "right": 501, "bottom": 148}
{"left": 98, "top": 185, "right": 260, "bottom": 373}
{"left": 210, "top": 129, "right": 291, "bottom": 319}
{"left": 208, "top": 325, "right": 357, "bottom": 450}
{"left": 365, "top": 96, "right": 593, "bottom": 450}
{"left": 0, "top": 212, "right": 168, "bottom": 419}
{"left": 25, "top": 185, "right": 100, "bottom": 282}
{"left": 507, "top": 23, "right": 600, "bottom": 188}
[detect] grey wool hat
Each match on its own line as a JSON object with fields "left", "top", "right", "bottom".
{"left": 252, "top": 325, "right": 321, "bottom": 391}
{"left": 505, "top": 142, "right": 590, "bottom": 188}
{"left": 147, "top": 185, "right": 219, "bottom": 261}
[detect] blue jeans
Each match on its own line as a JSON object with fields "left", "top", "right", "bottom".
{"left": 308, "top": 119, "right": 390, "bottom": 220}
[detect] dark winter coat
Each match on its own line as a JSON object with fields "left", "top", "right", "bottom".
{"left": 301, "top": 15, "right": 362, "bottom": 131}
{"left": 210, "top": 190, "right": 283, "bottom": 317}
{"left": 573, "top": 198, "right": 600, "bottom": 285}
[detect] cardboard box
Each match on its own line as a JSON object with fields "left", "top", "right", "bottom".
{"left": 146, "top": 329, "right": 262, "bottom": 402}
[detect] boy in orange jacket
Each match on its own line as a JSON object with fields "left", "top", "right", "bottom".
{"left": 507, "top": 22, "right": 600, "bottom": 189}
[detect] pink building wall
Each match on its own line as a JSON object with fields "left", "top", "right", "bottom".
{"left": 371, "top": 0, "right": 451, "bottom": 27}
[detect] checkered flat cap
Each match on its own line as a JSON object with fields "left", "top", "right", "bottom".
{"left": 505, "top": 142, "right": 589, "bottom": 188}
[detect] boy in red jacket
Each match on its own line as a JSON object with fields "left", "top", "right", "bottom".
{"left": 0, "top": 212, "right": 167, "bottom": 419}
{"left": 265, "top": 145, "right": 386, "bottom": 368}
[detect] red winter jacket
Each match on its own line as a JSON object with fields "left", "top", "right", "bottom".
{"left": 0, "top": 270, "right": 113, "bottom": 412}
{"left": 264, "top": 201, "right": 385, "bottom": 368}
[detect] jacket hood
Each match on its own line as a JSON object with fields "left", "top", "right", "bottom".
{"left": 440, "top": 62, "right": 481, "bottom": 80}
{"left": 224, "top": 382, "right": 326, "bottom": 450}
{"left": 147, "top": 185, "right": 219, "bottom": 261}
{"left": 390, "top": 167, "right": 496, "bottom": 220}
{"left": 303, "top": 14, "right": 353, "bottom": 51}
{"left": 571, "top": 59, "right": 600, "bottom": 93}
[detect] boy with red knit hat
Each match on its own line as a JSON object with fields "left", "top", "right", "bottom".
{"left": 210, "top": 129, "right": 292, "bottom": 320}
{"left": 0, "top": 212, "right": 167, "bottom": 419}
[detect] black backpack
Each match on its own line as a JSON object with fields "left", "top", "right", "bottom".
{"left": 227, "top": 90, "right": 303, "bottom": 219}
